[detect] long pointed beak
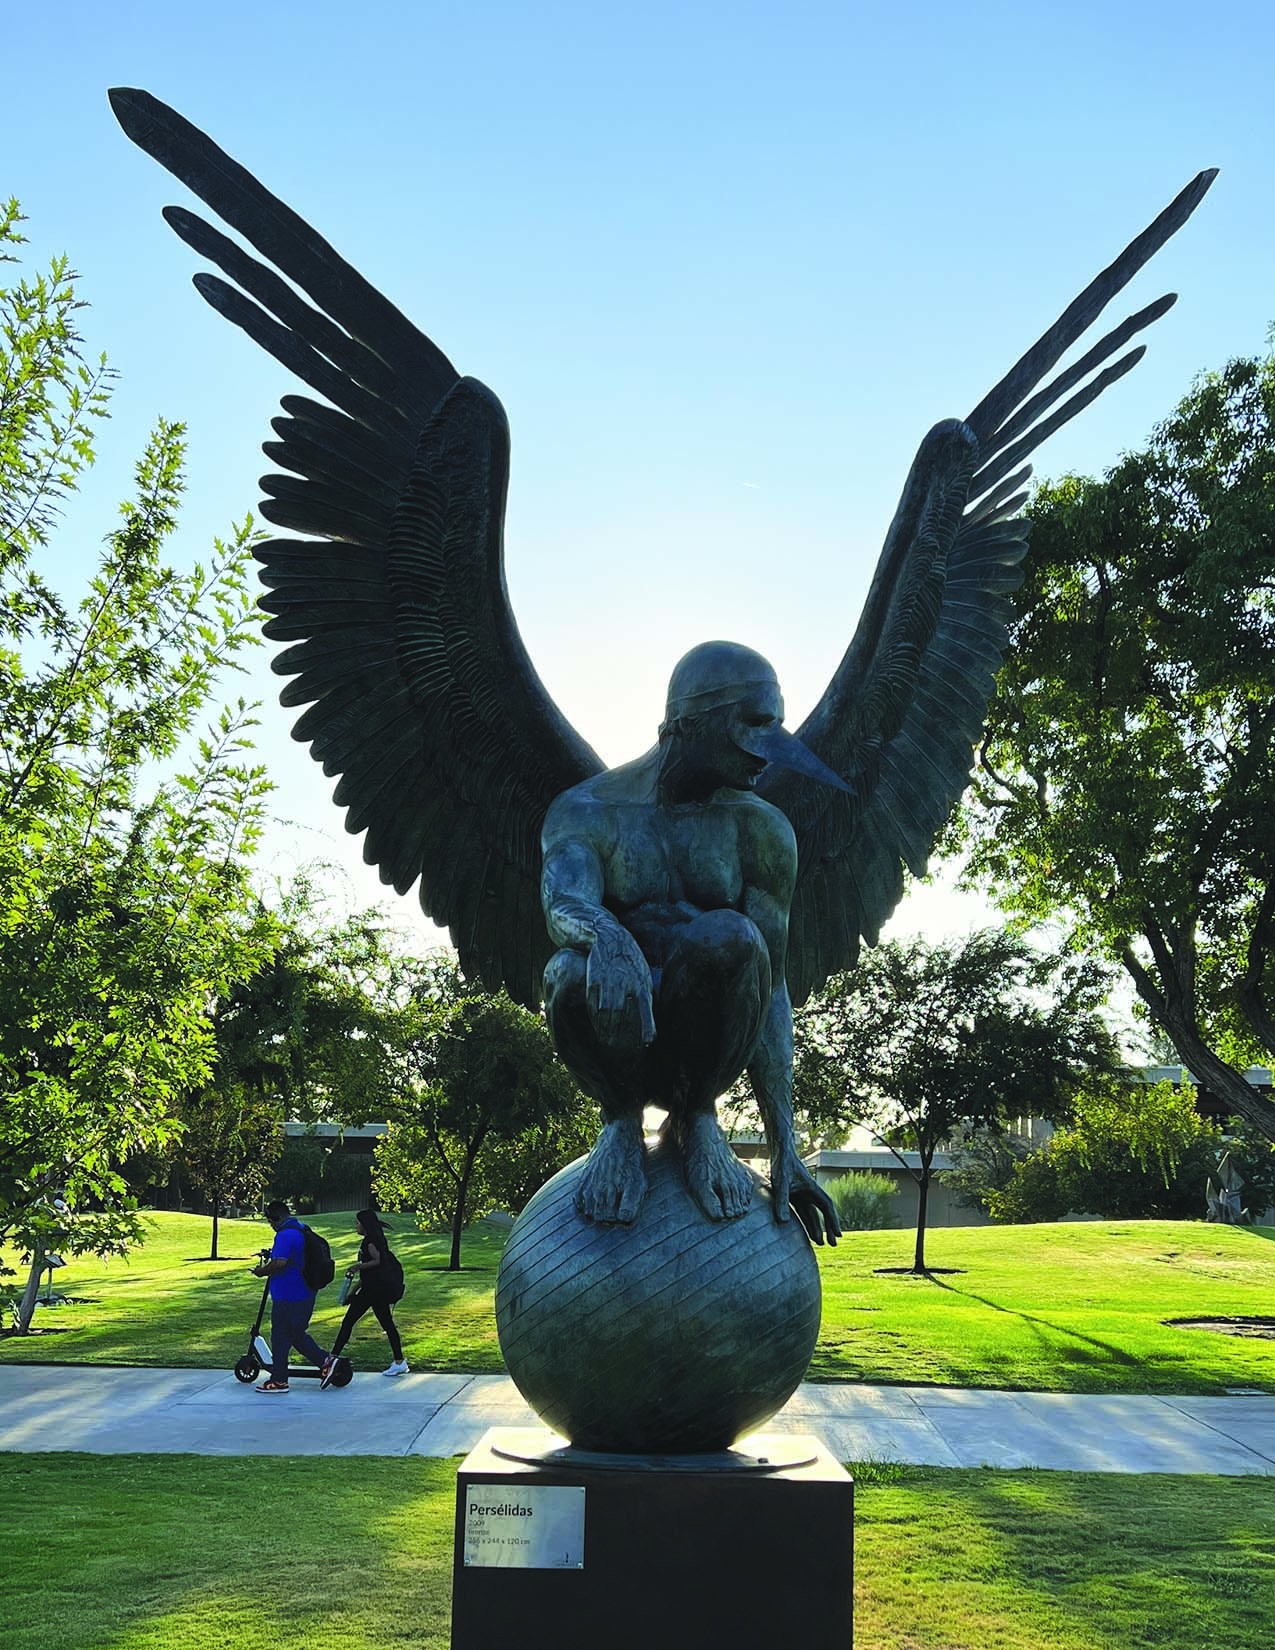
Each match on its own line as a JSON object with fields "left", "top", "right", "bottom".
{"left": 745, "top": 726, "right": 855, "bottom": 793}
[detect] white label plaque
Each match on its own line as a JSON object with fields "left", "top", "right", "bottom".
{"left": 463, "top": 1483, "right": 586, "bottom": 1569}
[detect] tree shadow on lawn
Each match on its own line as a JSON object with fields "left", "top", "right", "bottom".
{"left": 853, "top": 1467, "right": 1275, "bottom": 1649}
{"left": 930, "top": 1274, "right": 1142, "bottom": 1367}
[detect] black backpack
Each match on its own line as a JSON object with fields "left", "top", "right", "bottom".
{"left": 298, "top": 1224, "right": 335, "bottom": 1292}
{"left": 379, "top": 1250, "right": 405, "bottom": 1303}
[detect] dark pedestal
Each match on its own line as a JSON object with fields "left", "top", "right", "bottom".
{"left": 451, "top": 1426, "right": 854, "bottom": 1650}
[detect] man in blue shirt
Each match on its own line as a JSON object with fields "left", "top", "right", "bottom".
{"left": 251, "top": 1199, "right": 332, "bottom": 1393}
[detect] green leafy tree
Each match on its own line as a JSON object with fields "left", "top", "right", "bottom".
{"left": 266, "top": 1135, "right": 328, "bottom": 1209}
{"left": 794, "top": 930, "right": 1115, "bottom": 1272}
{"left": 0, "top": 205, "right": 273, "bottom": 1328}
{"left": 956, "top": 350, "right": 1275, "bottom": 1139}
{"left": 938, "top": 1128, "right": 1035, "bottom": 1216}
{"left": 220, "top": 881, "right": 443, "bottom": 1130}
{"left": 172, "top": 1083, "right": 283, "bottom": 1259}
{"left": 373, "top": 990, "right": 593, "bottom": 1269}
{"left": 178, "top": 889, "right": 443, "bottom": 1246}
{"left": 989, "top": 1077, "right": 1222, "bottom": 1222}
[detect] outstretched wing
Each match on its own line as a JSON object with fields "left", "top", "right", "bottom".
{"left": 761, "top": 168, "right": 1218, "bottom": 1007}
{"left": 110, "top": 88, "right": 604, "bottom": 1005}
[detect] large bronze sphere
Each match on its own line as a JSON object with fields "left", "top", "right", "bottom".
{"left": 495, "top": 1138, "right": 821, "bottom": 1453}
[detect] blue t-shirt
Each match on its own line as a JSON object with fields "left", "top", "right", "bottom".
{"left": 268, "top": 1220, "right": 314, "bottom": 1302}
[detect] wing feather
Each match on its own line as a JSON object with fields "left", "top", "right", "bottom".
{"left": 111, "top": 88, "right": 605, "bottom": 1001}
{"left": 165, "top": 205, "right": 417, "bottom": 415}
{"left": 193, "top": 274, "right": 415, "bottom": 445}
{"left": 765, "top": 172, "right": 1215, "bottom": 1002}
{"left": 109, "top": 88, "right": 457, "bottom": 405}
{"left": 278, "top": 395, "right": 416, "bottom": 474}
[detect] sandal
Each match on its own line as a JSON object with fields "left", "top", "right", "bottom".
{"left": 255, "top": 1380, "right": 290, "bottom": 1393}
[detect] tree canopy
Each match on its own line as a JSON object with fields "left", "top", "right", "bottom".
{"left": 0, "top": 204, "right": 274, "bottom": 1323}
{"left": 209, "top": 881, "right": 429, "bottom": 1131}
{"left": 955, "top": 349, "right": 1275, "bottom": 1138}
{"left": 374, "top": 988, "right": 593, "bottom": 1270}
{"left": 794, "top": 930, "right": 1115, "bottom": 1271}
{"left": 988, "top": 1076, "right": 1222, "bottom": 1223}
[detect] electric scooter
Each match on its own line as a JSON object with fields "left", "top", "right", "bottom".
{"left": 232, "top": 1252, "right": 353, "bottom": 1386}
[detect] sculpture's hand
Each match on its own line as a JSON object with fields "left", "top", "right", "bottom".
{"left": 586, "top": 925, "right": 656, "bottom": 1051}
{"left": 770, "top": 1140, "right": 841, "bottom": 1247}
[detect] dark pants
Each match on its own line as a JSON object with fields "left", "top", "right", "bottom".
{"left": 270, "top": 1296, "right": 327, "bottom": 1384}
{"left": 331, "top": 1289, "right": 403, "bottom": 1363}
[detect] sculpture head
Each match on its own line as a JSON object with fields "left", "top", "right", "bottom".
{"left": 659, "top": 641, "right": 853, "bottom": 796}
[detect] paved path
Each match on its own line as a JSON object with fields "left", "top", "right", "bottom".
{"left": 2, "top": 1366, "right": 1274, "bottom": 1472}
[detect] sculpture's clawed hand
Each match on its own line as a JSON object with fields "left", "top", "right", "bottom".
{"left": 586, "top": 929, "right": 656, "bottom": 1052}
{"left": 771, "top": 1147, "right": 841, "bottom": 1246}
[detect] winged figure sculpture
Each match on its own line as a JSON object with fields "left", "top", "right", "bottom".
{"left": 112, "top": 89, "right": 1214, "bottom": 1242}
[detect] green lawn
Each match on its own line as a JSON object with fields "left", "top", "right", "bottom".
{"left": 0, "top": 1212, "right": 507, "bottom": 1374}
{"left": 811, "top": 1220, "right": 1275, "bottom": 1394}
{"left": 4, "top": 1212, "right": 1275, "bottom": 1395}
{"left": 1, "top": 1454, "right": 1271, "bottom": 1650}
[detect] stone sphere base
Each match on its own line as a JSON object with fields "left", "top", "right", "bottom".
{"left": 495, "top": 1138, "right": 821, "bottom": 1453}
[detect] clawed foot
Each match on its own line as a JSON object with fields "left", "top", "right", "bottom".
{"left": 575, "top": 1118, "right": 648, "bottom": 1223}
{"left": 680, "top": 1112, "right": 754, "bottom": 1221}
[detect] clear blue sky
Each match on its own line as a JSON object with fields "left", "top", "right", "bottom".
{"left": 5, "top": 0, "right": 1273, "bottom": 951}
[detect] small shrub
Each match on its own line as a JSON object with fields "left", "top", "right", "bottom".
{"left": 989, "top": 1077, "right": 1222, "bottom": 1222}
{"left": 826, "top": 1171, "right": 899, "bottom": 1230}
{"left": 987, "top": 1149, "right": 1067, "bottom": 1223}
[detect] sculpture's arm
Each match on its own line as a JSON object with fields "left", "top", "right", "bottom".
{"left": 741, "top": 811, "right": 841, "bottom": 1244}
{"left": 747, "top": 985, "right": 837, "bottom": 1245}
{"left": 541, "top": 801, "right": 656, "bottom": 1050}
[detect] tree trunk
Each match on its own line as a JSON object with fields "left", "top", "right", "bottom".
{"left": 210, "top": 1190, "right": 220, "bottom": 1261}
{"left": 447, "top": 1131, "right": 489, "bottom": 1272}
{"left": 912, "top": 1170, "right": 931, "bottom": 1275}
{"left": 1238, "top": 882, "right": 1275, "bottom": 1060}
{"left": 1122, "top": 944, "right": 1275, "bottom": 1141}
{"left": 1159, "top": 1022, "right": 1275, "bottom": 1140}
{"left": 16, "top": 1247, "right": 44, "bottom": 1334}
{"left": 449, "top": 1176, "right": 467, "bottom": 1271}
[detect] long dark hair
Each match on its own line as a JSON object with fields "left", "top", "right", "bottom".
{"left": 356, "top": 1208, "right": 392, "bottom": 1253}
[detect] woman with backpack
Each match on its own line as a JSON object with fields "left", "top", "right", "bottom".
{"left": 321, "top": 1209, "right": 408, "bottom": 1384}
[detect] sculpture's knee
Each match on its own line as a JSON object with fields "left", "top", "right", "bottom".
{"left": 680, "top": 909, "right": 768, "bottom": 984}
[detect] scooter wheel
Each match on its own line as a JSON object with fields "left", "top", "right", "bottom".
{"left": 330, "top": 1357, "right": 354, "bottom": 1388}
{"left": 233, "top": 1355, "right": 260, "bottom": 1384}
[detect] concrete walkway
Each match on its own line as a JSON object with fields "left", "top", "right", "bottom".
{"left": 2, "top": 1365, "right": 1274, "bottom": 1472}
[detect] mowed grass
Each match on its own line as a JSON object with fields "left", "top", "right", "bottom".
{"left": 3, "top": 1213, "right": 1275, "bottom": 1394}
{"left": 0, "top": 1212, "right": 507, "bottom": 1374}
{"left": 851, "top": 1462, "right": 1275, "bottom": 1650}
{"left": 1, "top": 1454, "right": 1272, "bottom": 1650}
{"left": 811, "top": 1220, "right": 1275, "bottom": 1394}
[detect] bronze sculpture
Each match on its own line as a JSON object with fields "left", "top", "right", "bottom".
{"left": 111, "top": 89, "right": 1214, "bottom": 1257}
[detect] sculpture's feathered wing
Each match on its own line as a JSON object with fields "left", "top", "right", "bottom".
{"left": 759, "top": 166, "right": 1216, "bottom": 1004}
{"left": 109, "top": 88, "right": 605, "bottom": 1006}
{"left": 111, "top": 89, "right": 1213, "bottom": 1009}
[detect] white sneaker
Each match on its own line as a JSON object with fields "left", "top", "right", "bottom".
{"left": 383, "top": 1359, "right": 409, "bottom": 1377}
